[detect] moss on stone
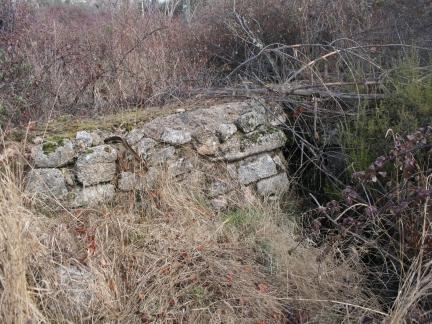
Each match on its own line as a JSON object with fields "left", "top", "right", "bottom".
{"left": 48, "top": 135, "right": 66, "bottom": 145}
{"left": 32, "top": 102, "right": 198, "bottom": 141}
{"left": 41, "top": 135, "right": 68, "bottom": 154}
{"left": 42, "top": 141, "right": 58, "bottom": 154}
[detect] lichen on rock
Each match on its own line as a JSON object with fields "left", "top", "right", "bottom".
{"left": 25, "top": 168, "right": 68, "bottom": 199}
{"left": 75, "top": 145, "right": 117, "bottom": 186}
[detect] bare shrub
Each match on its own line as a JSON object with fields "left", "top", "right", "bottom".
{"left": 311, "top": 126, "right": 432, "bottom": 320}
{"left": 0, "top": 3, "right": 210, "bottom": 125}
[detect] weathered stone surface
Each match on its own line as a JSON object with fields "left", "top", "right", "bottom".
{"left": 235, "top": 111, "right": 266, "bottom": 133}
{"left": 26, "top": 100, "right": 291, "bottom": 208}
{"left": 272, "top": 153, "right": 287, "bottom": 172}
{"left": 161, "top": 128, "right": 192, "bottom": 145}
{"left": 118, "top": 171, "right": 138, "bottom": 191}
{"left": 76, "top": 131, "right": 93, "bottom": 147}
{"left": 256, "top": 173, "right": 289, "bottom": 196}
{"left": 135, "top": 137, "right": 157, "bottom": 158}
{"left": 149, "top": 146, "right": 176, "bottom": 165}
{"left": 58, "top": 265, "right": 94, "bottom": 308}
{"left": 209, "top": 179, "right": 234, "bottom": 198}
{"left": 216, "top": 123, "right": 237, "bottom": 142}
{"left": 143, "top": 101, "right": 259, "bottom": 139}
{"left": 193, "top": 129, "right": 219, "bottom": 156}
{"left": 268, "top": 113, "right": 287, "bottom": 126}
{"left": 139, "top": 166, "right": 160, "bottom": 189}
{"left": 68, "top": 184, "right": 115, "bottom": 207}
{"left": 126, "top": 128, "right": 146, "bottom": 146}
{"left": 238, "top": 154, "right": 278, "bottom": 185}
{"left": 32, "top": 139, "right": 76, "bottom": 168}
{"left": 61, "top": 168, "right": 75, "bottom": 186}
{"left": 220, "top": 129, "right": 287, "bottom": 161}
{"left": 90, "top": 131, "right": 104, "bottom": 146}
{"left": 76, "top": 145, "right": 117, "bottom": 186}
{"left": 168, "top": 158, "right": 193, "bottom": 177}
{"left": 25, "top": 168, "right": 68, "bottom": 199}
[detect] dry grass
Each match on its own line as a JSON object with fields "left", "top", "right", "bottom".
{"left": 0, "top": 153, "right": 385, "bottom": 323}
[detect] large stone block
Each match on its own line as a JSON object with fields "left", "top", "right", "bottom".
{"left": 220, "top": 129, "right": 287, "bottom": 161}
{"left": 235, "top": 111, "right": 266, "bottom": 133}
{"left": 76, "top": 145, "right": 117, "bottom": 186}
{"left": 32, "top": 139, "right": 76, "bottom": 168}
{"left": 216, "top": 123, "right": 237, "bottom": 142}
{"left": 238, "top": 154, "right": 278, "bottom": 185}
{"left": 256, "top": 173, "right": 289, "bottom": 196}
{"left": 25, "top": 168, "right": 68, "bottom": 199}
{"left": 135, "top": 137, "right": 157, "bottom": 159}
{"left": 68, "top": 184, "right": 115, "bottom": 207}
{"left": 161, "top": 128, "right": 192, "bottom": 145}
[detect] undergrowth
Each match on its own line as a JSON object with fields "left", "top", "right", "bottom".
{"left": 342, "top": 57, "right": 432, "bottom": 171}
{"left": 0, "top": 157, "right": 382, "bottom": 323}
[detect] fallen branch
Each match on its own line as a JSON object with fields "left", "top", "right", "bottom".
{"left": 188, "top": 83, "right": 385, "bottom": 101}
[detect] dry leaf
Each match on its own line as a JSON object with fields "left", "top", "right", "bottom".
{"left": 257, "top": 282, "right": 269, "bottom": 293}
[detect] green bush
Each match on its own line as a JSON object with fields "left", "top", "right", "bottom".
{"left": 341, "top": 57, "right": 432, "bottom": 172}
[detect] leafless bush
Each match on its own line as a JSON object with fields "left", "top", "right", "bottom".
{"left": 309, "top": 126, "right": 432, "bottom": 320}
{"left": 0, "top": 3, "right": 211, "bottom": 126}
{"left": 1, "top": 0, "right": 430, "bottom": 127}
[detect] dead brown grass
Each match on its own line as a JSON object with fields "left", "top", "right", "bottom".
{"left": 0, "top": 157, "right": 384, "bottom": 323}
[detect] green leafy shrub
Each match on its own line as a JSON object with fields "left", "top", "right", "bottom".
{"left": 341, "top": 57, "right": 432, "bottom": 172}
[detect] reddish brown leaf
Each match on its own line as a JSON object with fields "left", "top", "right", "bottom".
{"left": 257, "top": 282, "right": 269, "bottom": 293}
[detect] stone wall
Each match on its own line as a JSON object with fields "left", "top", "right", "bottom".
{"left": 25, "top": 100, "right": 290, "bottom": 209}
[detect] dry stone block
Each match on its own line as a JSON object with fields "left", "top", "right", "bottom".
{"left": 25, "top": 168, "right": 68, "bottom": 199}
{"left": 76, "top": 131, "right": 93, "bottom": 147}
{"left": 32, "top": 139, "right": 76, "bottom": 168}
{"left": 149, "top": 146, "right": 176, "bottom": 165}
{"left": 238, "top": 154, "right": 278, "bottom": 185}
{"left": 126, "top": 128, "right": 146, "bottom": 146}
{"left": 161, "top": 128, "right": 192, "bottom": 145}
{"left": 256, "top": 173, "right": 289, "bottom": 196}
{"left": 26, "top": 100, "right": 291, "bottom": 209}
{"left": 136, "top": 137, "right": 157, "bottom": 158}
{"left": 58, "top": 265, "right": 94, "bottom": 309}
{"left": 76, "top": 145, "right": 117, "bottom": 186}
{"left": 221, "top": 129, "right": 287, "bottom": 161}
{"left": 216, "top": 123, "right": 237, "bottom": 142}
{"left": 235, "top": 110, "right": 266, "bottom": 133}
{"left": 118, "top": 171, "right": 138, "bottom": 191}
{"left": 68, "top": 184, "right": 115, "bottom": 207}
{"left": 209, "top": 179, "right": 234, "bottom": 198}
